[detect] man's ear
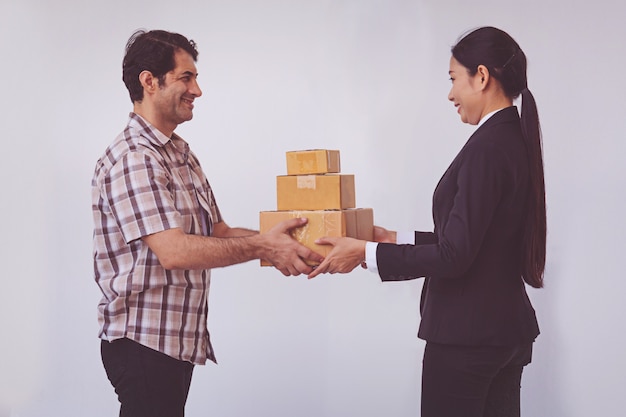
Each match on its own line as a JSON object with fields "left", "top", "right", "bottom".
{"left": 476, "top": 65, "right": 490, "bottom": 90}
{"left": 139, "top": 70, "right": 158, "bottom": 94}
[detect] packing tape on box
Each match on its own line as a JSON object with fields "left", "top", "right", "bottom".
{"left": 296, "top": 175, "right": 317, "bottom": 190}
{"left": 288, "top": 210, "right": 342, "bottom": 242}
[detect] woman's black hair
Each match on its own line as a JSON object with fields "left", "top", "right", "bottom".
{"left": 452, "top": 27, "right": 546, "bottom": 288}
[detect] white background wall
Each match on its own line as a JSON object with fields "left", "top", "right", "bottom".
{"left": 1, "top": 0, "right": 624, "bottom": 416}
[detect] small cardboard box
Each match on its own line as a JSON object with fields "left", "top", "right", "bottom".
{"left": 286, "top": 149, "right": 341, "bottom": 175}
{"left": 343, "top": 207, "right": 375, "bottom": 241}
{"left": 259, "top": 208, "right": 374, "bottom": 266}
{"left": 276, "top": 174, "right": 355, "bottom": 211}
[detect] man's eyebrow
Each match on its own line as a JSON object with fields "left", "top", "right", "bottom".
{"left": 179, "top": 70, "right": 198, "bottom": 78}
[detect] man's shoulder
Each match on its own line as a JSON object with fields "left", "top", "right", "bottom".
{"left": 104, "top": 127, "right": 155, "bottom": 160}
{"left": 94, "top": 121, "right": 165, "bottom": 181}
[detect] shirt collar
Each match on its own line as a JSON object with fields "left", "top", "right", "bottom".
{"left": 128, "top": 112, "right": 172, "bottom": 147}
{"left": 476, "top": 108, "right": 505, "bottom": 129}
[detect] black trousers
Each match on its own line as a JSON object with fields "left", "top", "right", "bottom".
{"left": 101, "top": 338, "right": 195, "bottom": 417}
{"left": 421, "top": 342, "right": 533, "bottom": 417}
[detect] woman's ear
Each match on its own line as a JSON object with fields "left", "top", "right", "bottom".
{"left": 476, "top": 65, "right": 490, "bottom": 89}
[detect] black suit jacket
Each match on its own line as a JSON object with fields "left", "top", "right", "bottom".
{"left": 377, "top": 106, "right": 539, "bottom": 346}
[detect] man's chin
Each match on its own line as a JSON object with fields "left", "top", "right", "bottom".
{"left": 177, "top": 113, "right": 194, "bottom": 124}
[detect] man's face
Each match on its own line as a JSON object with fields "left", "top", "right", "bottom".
{"left": 153, "top": 50, "right": 202, "bottom": 129}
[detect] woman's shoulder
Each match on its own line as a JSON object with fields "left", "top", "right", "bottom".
{"left": 469, "top": 110, "right": 523, "bottom": 151}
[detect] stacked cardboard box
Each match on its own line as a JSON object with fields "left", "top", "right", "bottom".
{"left": 260, "top": 149, "right": 374, "bottom": 266}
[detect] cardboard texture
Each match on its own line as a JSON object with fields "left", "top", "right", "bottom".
{"left": 343, "top": 207, "right": 375, "bottom": 241}
{"left": 286, "top": 149, "right": 340, "bottom": 175}
{"left": 259, "top": 208, "right": 374, "bottom": 266}
{"left": 276, "top": 174, "right": 355, "bottom": 210}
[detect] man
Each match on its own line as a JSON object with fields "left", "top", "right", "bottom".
{"left": 92, "top": 29, "right": 322, "bottom": 417}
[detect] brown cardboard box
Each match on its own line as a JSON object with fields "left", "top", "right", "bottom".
{"left": 259, "top": 208, "right": 374, "bottom": 266}
{"left": 343, "top": 207, "right": 375, "bottom": 241}
{"left": 286, "top": 149, "right": 340, "bottom": 175}
{"left": 276, "top": 174, "right": 355, "bottom": 210}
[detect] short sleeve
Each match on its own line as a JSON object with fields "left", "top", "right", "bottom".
{"left": 103, "top": 151, "right": 184, "bottom": 243}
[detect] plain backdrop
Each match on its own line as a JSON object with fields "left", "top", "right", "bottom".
{"left": 1, "top": 0, "right": 625, "bottom": 416}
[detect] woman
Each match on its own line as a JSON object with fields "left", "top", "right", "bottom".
{"left": 309, "top": 26, "right": 546, "bottom": 417}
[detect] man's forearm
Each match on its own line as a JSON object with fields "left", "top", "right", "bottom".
{"left": 143, "top": 218, "right": 322, "bottom": 276}
{"left": 173, "top": 233, "right": 267, "bottom": 269}
{"left": 217, "top": 227, "right": 259, "bottom": 238}
{"left": 143, "top": 228, "right": 268, "bottom": 270}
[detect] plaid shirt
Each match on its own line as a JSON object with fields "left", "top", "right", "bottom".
{"left": 92, "top": 113, "right": 222, "bottom": 365}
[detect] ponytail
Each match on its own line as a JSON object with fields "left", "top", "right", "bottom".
{"left": 520, "top": 88, "right": 546, "bottom": 288}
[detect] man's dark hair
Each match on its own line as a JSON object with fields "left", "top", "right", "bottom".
{"left": 122, "top": 29, "right": 199, "bottom": 103}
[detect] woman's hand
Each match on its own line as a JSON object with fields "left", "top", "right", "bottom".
{"left": 307, "top": 237, "right": 366, "bottom": 279}
{"left": 373, "top": 226, "right": 397, "bottom": 243}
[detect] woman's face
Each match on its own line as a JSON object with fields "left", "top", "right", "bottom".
{"left": 447, "top": 56, "right": 483, "bottom": 125}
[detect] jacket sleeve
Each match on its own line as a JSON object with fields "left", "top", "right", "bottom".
{"left": 415, "top": 231, "right": 437, "bottom": 245}
{"left": 377, "top": 142, "right": 508, "bottom": 281}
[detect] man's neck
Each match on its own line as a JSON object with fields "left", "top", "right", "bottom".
{"left": 133, "top": 102, "right": 175, "bottom": 138}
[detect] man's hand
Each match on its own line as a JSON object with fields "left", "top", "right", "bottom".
{"left": 261, "top": 218, "right": 324, "bottom": 276}
{"left": 307, "top": 237, "right": 366, "bottom": 279}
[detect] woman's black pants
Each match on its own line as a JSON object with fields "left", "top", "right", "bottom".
{"left": 421, "top": 342, "right": 533, "bottom": 417}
